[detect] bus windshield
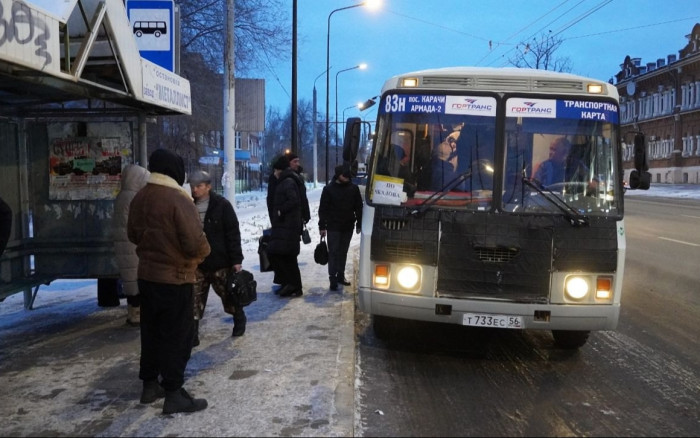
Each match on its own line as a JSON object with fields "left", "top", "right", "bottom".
{"left": 366, "top": 92, "right": 621, "bottom": 217}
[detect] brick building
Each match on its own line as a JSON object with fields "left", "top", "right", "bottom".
{"left": 615, "top": 23, "right": 700, "bottom": 184}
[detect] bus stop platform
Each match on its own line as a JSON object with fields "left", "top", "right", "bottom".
{"left": 0, "top": 253, "right": 357, "bottom": 437}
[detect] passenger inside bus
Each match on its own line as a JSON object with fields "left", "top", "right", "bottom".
{"left": 430, "top": 132, "right": 459, "bottom": 190}
{"left": 532, "top": 137, "right": 572, "bottom": 187}
{"left": 532, "top": 136, "right": 592, "bottom": 190}
{"left": 391, "top": 131, "right": 413, "bottom": 180}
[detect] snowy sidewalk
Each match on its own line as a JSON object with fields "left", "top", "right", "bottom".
{"left": 0, "top": 187, "right": 359, "bottom": 437}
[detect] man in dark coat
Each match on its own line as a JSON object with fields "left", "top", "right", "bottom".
{"left": 189, "top": 170, "right": 245, "bottom": 345}
{"left": 266, "top": 157, "right": 287, "bottom": 290}
{"left": 318, "top": 165, "right": 363, "bottom": 290}
{"left": 287, "top": 153, "right": 311, "bottom": 224}
{"left": 267, "top": 155, "right": 306, "bottom": 298}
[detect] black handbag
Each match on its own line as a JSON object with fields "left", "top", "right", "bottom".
{"left": 258, "top": 230, "right": 273, "bottom": 272}
{"left": 314, "top": 236, "right": 328, "bottom": 265}
{"left": 226, "top": 269, "right": 257, "bottom": 307}
{"left": 302, "top": 224, "right": 311, "bottom": 244}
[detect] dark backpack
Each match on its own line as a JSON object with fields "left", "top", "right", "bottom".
{"left": 226, "top": 269, "right": 257, "bottom": 307}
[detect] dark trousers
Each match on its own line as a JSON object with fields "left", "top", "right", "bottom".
{"left": 138, "top": 280, "right": 194, "bottom": 391}
{"left": 268, "top": 253, "right": 302, "bottom": 289}
{"left": 327, "top": 230, "right": 353, "bottom": 280}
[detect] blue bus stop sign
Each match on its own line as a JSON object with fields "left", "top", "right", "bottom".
{"left": 126, "top": 0, "right": 175, "bottom": 72}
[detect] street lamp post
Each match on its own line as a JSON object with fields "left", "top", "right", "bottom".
{"left": 312, "top": 68, "right": 329, "bottom": 187}
{"left": 325, "top": 3, "right": 363, "bottom": 184}
{"left": 335, "top": 64, "right": 366, "bottom": 167}
{"left": 342, "top": 104, "right": 358, "bottom": 125}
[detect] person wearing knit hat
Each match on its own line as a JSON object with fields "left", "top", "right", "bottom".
{"left": 147, "top": 148, "right": 186, "bottom": 186}
{"left": 265, "top": 152, "right": 310, "bottom": 298}
{"left": 273, "top": 155, "right": 290, "bottom": 171}
{"left": 285, "top": 153, "right": 310, "bottom": 224}
{"left": 127, "top": 148, "right": 211, "bottom": 414}
{"left": 318, "top": 164, "right": 363, "bottom": 290}
{"left": 267, "top": 155, "right": 289, "bottom": 290}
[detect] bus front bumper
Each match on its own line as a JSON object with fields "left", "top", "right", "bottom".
{"left": 358, "top": 287, "right": 619, "bottom": 331}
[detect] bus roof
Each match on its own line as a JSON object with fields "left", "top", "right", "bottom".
{"left": 381, "top": 67, "right": 618, "bottom": 99}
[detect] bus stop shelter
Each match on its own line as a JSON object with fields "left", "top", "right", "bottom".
{"left": 0, "top": 0, "right": 191, "bottom": 308}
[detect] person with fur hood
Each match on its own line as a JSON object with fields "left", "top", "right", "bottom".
{"left": 113, "top": 164, "right": 150, "bottom": 326}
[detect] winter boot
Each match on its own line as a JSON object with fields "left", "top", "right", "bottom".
{"left": 232, "top": 310, "right": 247, "bottom": 337}
{"left": 162, "top": 388, "right": 208, "bottom": 414}
{"left": 329, "top": 275, "right": 338, "bottom": 291}
{"left": 140, "top": 380, "right": 165, "bottom": 404}
{"left": 192, "top": 320, "right": 200, "bottom": 347}
{"left": 126, "top": 304, "right": 140, "bottom": 327}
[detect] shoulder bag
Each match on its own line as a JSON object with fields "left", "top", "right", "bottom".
{"left": 226, "top": 269, "right": 258, "bottom": 307}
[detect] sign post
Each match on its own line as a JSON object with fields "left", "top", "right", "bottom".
{"left": 126, "top": 0, "right": 175, "bottom": 72}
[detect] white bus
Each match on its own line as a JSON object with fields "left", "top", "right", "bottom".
{"left": 343, "top": 67, "right": 650, "bottom": 349}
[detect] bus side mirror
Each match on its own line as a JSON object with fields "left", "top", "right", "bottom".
{"left": 630, "top": 132, "right": 651, "bottom": 190}
{"left": 628, "top": 170, "right": 650, "bottom": 190}
{"left": 342, "top": 117, "right": 361, "bottom": 164}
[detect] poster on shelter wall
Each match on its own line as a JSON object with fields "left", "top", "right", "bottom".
{"left": 49, "top": 137, "right": 127, "bottom": 200}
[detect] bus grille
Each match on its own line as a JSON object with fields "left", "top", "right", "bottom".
{"left": 534, "top": 79, "right": 584, "bottom": 91}
{"left": 422, "top": 76, "right": 475, "bottom": 87}
{"left": 475, "top": 246, "right": 519, "bottom": 263}
{"left": 386, "top": 242, "right": 423, "bottom": 258}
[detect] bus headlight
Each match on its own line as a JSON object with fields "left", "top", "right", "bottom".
{"left": 565, "top": 276, "right": 589, "bottom": 300}
{"left": 396, "top": 266, "right": 420, "bottom": 290}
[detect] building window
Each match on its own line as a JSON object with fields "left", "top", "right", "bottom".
{"left": 235, "top": 132, "right": 241, "bottom": 150}
{"left": 682, "top": 136, "right": 691, "bottom": 157}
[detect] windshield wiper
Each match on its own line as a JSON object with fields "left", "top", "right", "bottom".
{"left": 521, "top": 178, "right": 589, "bottom": 227}
{"left": 409, "top": 169, "right": 473, "bottom": 216}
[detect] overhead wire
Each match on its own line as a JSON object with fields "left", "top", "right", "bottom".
{"left": 385, "top": 1, "right": 694, "bottom": 70}
{"left": 564, "top": 16, "right": 700, "bottom": 40}
{"left": 487, "top": 0, "right": 614, "bottom": 68}
{"left": 476, "top": 0, "right": 579, "bottom": 66}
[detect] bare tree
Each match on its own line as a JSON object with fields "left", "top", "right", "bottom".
{"left": 262, "top": 99, "right": 334, "bottom": 181}
{"left": 148, "top": 0, "right": 291, "bottom": 171}
{"left": 147, "top": 51, "right": 224, "bottom": 170}
{"left": 509, "top": 31, "right": 572, "bottom": 72}
{"left": 178, "top": 0, "right": 291, "bottom": 74}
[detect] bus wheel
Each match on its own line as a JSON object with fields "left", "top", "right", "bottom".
{"left": 372, "top": 315, "right": 395, "bottom": 340}
{"left": 552, "top": 330, "right": 590, "bottom": 349}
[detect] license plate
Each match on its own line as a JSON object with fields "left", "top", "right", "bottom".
{"left": 463, "top": 313, "right": 523, "bottom": 329}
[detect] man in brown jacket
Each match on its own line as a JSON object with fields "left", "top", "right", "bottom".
{"left": 127, "top": 149, "right": 211, "bottom": 415}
